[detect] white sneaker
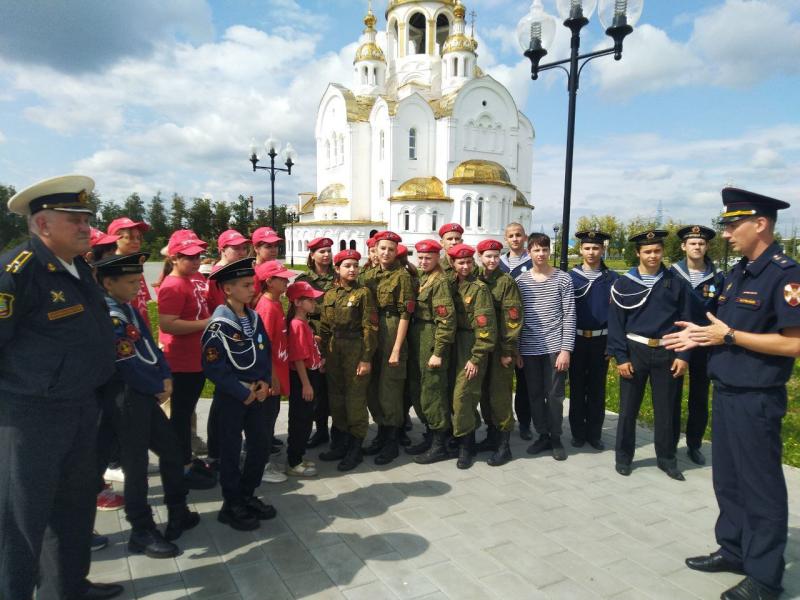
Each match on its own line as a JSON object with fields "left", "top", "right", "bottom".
{"left": 262, "top": 462, "right": 288, "bottom": 483}
{"left": 104, "top": 466, "right": 125, "bottom": 482}
{"left": 286, "top": 461, "right": 318, "bottom": 477}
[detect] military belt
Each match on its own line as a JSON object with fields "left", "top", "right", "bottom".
{"left": 577, "top": 328, "right": 608, "bottom": 338}
{"left": 626, "top": 333, "right": 666, "bottom": 348}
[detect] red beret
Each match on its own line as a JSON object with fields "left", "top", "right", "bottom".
{"left": 438, "top": 223, "right": 464, "bottom": 237}
{"left": 308, "top": 237, "right": 333, "bottom": 252}
{"left": 397, "top": 244, "right": 408, "bottom": 258}
{"left": 373, "top": 230, "right": 402, "bottom": 244}
{"left": 476, "top": 239, "right": 503, "bottom": 253}
{"left": 334, "top": 249, "right": 361, "bottom": 265}
{"left": 447, "top": 244, "right": 475, "bottom": 259}
{"left": 415, "top": 239, "right": 442, "bottom": 253}
{"left": 366, "top": 237, "right": 377, "bottom": 248}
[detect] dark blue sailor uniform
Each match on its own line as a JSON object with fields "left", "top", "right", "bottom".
{"left": 670, "top": 258, "right": 724, "bottom": 451}
{"left": 202, "top": 304, "right": 272, "bottom": 506}
{"left": 568, "top": 264, "right": 619, "bottom": 444}
{"left": 608, "top": 266, "right": 693, "bottom": 470}
{"left": 0, "top": 235, "right": 115, "bottom": 600}
{"left": 707, "top": 242, "right": 800, "bottom": 591}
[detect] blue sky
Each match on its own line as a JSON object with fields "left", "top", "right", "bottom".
{"left": 0, "top": 0, "right": 798, "bottom": 235}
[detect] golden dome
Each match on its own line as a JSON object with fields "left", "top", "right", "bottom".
{"left": 389, "top": 177, "right": 452, "bottom": 202}
{"left": 387, "top": 0, "right": 456, "bottom": 15}
{"left": 447, "top": 160, "right": 515, "bottom": 188}
{"left": 354, "top": 42, "right": 386, "bottom": 63}
{"left": 454, "top": 1, "right": 466, "bottom": 19}
{"left": 364, "top": 9, "right": 377, "bottom": 29}
{"left": 515, "top": 190, "right": 533, "bottom": 208}
{"left": 442, "top": 34, "right": 477, "bottom": 54}
{"left": 317, "top": 183, "right": 349, "bottom": 205}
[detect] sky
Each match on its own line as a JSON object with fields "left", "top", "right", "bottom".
{"left": 0, "top": 0, "right": 799, "bottom": 236}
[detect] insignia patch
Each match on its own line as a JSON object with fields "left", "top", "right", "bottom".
{"left": 508, "top": 307, "right": 519, "bottom": 320}
{"left": 507, "top": 321, "right": 520, "bottom": 329}
{"left": 435, "top": 305, "right": 448, "bottom": 317}
{"left": 406, "top": 300, "right": 416, "bottom": 314}
{"left": 50, "top": 290, "right": 66, "bottom": 303}
{"left": 0, "top": 293, "right": 14, "bottom": 319}
{"left": 476, "top": 314, "right": 488, "bottom": 327}
{"left": 784, "top": 283, "right": 800, "bottom": 307}
{"left": 47, "top": 263, "right": 57, "bottom": 272}
{"left": 735, "top": 297, "right": 761, "bottom": 308}
{"left": 465, "top": 296, "right": 472, "bottom": 304}
{"left": 370, "top": 311, "right": 379, "bottom": 325}
{"left": 116, "top": 339, "right": 135, "bottom": 359}
{"left": 125, "top": 324, "right": 141, "bottom": 341}
{"left": 478, "top": 331, "right": 490, "bottom": 338}
{"left": 5, "top": 250, "right": 33, "bottom": 273}
{"left": 205, "top": 347, "right": 219, "bottom": 362}
{"left": 47, "top": 304, "right": 84, "bottom": 321}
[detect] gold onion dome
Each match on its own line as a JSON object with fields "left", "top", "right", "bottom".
{"left": 447, "top": 160, "right": 515, "bottom": 188}
{"left": 354, "top": 4, "right": 386, "bottom": 63}
{"left": 390, "top": 177, "right": 451, "bottom": 202}
{"left": 443, "top": 1, "right": 477, "bottom": 55}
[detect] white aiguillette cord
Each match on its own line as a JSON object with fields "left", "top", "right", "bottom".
{"left": 610, "top": 272, "right": 661, "bottom": 311}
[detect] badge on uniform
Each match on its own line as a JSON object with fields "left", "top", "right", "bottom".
{"left": 784, "top": 283, "right": 800, "bottom": 307}
{"left": 435, "top": 305, "right": 448, "bottom": 317}
{"left": 406, "top": 300, "right": 416, "bottom": 314}
{"left": 116, "top": 339, "right": 135, "bottom": 359}
{"left": 349, "top": 295, "right": 356, "bottom": 303}
{"left": 465, "top": 296, "right": 472, "bottom": 304}
{"left": 370, "top": 311, "right": 379, "bottom": 325}
{"left": 50, "top": 290, "right": 66, "bottom": 303}
{"left": 507, "top": 307, "right": 519, "bottom": 320}
{"left": 0, "top": 293, "right": 14, "bottom": 319}
{"left": 205, "top": 347, "right": 220, "bottom": 362}
{"left": 125, "top": 323, "right": 141, "bottom": 341}
{"left": 507, "top": 321, "right": 520, "bottom": 329}
{"left": 476, "top": 314, "right": 488, "bottom": 327}
{"left": 47, "top": 263, "right": 57, "bottom": 272}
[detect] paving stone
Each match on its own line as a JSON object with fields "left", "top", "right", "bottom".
{"left": 421, "top": 560, "right": 495, "bottom": 600}
{"left": 479, "top": 570, "right": 548, "bottom": 600}
{"left": 342, "top": 580, "right": 400, "bottom": 600}
{"left": 227, "top": 561, "right": 292, "bottom": 600}
{"left": 366, "top": 551, "right": 440, "bottom": 598}
{"left": 310, "top": 542, "right": 377, "bottom": 589}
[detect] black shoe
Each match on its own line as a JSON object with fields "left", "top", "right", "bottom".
{"left": 244, "top": 496, "right": 277, "bottom": 520}
{"left": 526, "top": 434, "right": 551, "bottom": 455}
{"left": 588, "top": 439, "right": 605, "bottom": 451}
{"left": 487, "top": 431, "right": 512, "bottom": 467}
{"left": 615, "top": 463, "right": 632, "bottom": 476}
{"left": 570, "top": 437, "right": 585, "bottom": 448}
{"left": 551, "top": 437, "right": 567, "bottom": 461}
{"left": 319, "top": 444, "right": 348, "bottom": 462}
{"left": 363, "top": 425, "right": 386, "bottom": 456}
{"left": 338, "top": 436, "right": 364, "bottom": 472}
{"left": 375, "top": 427, "right": 399, "bottom": 465}
{"left": 456, "top": 433, "right": 474, "bottom": 470}
{"left": 272, "top": 438, "right": 284, "bottom": 447}
{"left": 128, "top": 528, "right": 179, "bottom": 559}
{"left": 270, "top": 443, "right": 281, "bottom": 455}
{"left": 306, "top": 428, "right": 329, "bottom": 449}
{"left": 687, "top": 447, "right": 706, "bottom": 465}
{"left": 659, "top": 464, "right": 686, "bottom": 481}
{"left": 405, "top": 428, "right": 432, "bottom": 455}
{"left": 519, "top": 426, "right": 533, "bottom": 441}
{"left": 398, "top": 429, "right": 412, "bottom": 447}
{"left": 75, "top": 582, "right": 124, "bottom": 600}
{"left": 685, "top": 551, "right": 744, "bottom": 574}
{"left": 184, "top": 468, "right": 216, "bottom": 490}
{"left": 414, "top": 430, "right": 450, "bottom": 465}
{"left": 91, "top": 531, "right": 108, "bottom": 552}
{"left": 476, "top": 427, "right": 498, "bottom": 453}
{"left": 164, "top": 504, "right": 200, "bottom": 541}
{"left": 218, "top": 502, "right": 260, "bottom": 531}
{"left": 721, "top": 576, "right": 781, "bottom": 600}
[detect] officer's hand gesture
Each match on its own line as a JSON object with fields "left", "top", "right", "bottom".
{"left": 617, "top": 362, "right": 634, "bottom": 379}
{"left": 671, "top": 358, "right": 688, "bottom": 378}
{"left": 663, "top": 321, "right": 702, "bottom": 352}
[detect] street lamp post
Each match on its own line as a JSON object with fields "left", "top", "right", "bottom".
{"left": 552, "top": 223, "right": 560, "bottom": 267}
{"left": 518, "top": 0, "right": 643, "bottom": 271}
{"left": 249, "top": 135, "right": 296, "bottom": 230}
{"left": 286, "top": 204, "right": 299, "bottom": 267}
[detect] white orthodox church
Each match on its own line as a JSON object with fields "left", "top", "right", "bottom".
{"left": 289, "top": 0, "right": 535, "bottom": 262}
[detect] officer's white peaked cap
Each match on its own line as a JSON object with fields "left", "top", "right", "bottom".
{"left": 8, "top": 174, "right": 95, "bottom": 217}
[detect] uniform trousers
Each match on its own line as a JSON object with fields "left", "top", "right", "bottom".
{"left": 513, "top": 366, "right": 530, "bottom": 430}
{"left": 0, "top": 398, "right": 98, "bottom": 600}
{"left": 614, "top": 342, "right": 679, "bottom": 468}
{"left": 215, "top": 391, "right": 269, "bottom": 506}
{"left": 408, "top": 320, "right": 451, "bottom": 431}
{"left": 326, "top": 336, "right": 370, "bottom": 440}
{"left": 309, "top": 315, "right": 331, "bottom": 434}
{"left": 672, "top": 346, "right": 710, "bottom": 450}
{"left": 522, "top": 353, "right": 566, "bottom": 438}
{"left": 712, "top": 384, "right": 787, "bottom": 591}
{"left": 568, "top": 335, "right": 609, "bottom": 443}
{"left": 169, "top": 371, "right": 207, "bottom": 465}
{"left": 287, "top": 369, "right": 319, "bottom": 467}
{"left": 112, "top": 386, "right": 187, "bottom": 530}
{"left": 451, "top": 330, "right": 488, "bottom": 437}
{"left": 479, "top": 351, "right": 515, "bottom": 432}
{"left": 368, "top": 313, "right": 407, "bottom": 427}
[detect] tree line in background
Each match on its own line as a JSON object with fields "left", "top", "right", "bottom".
{"left": 0, "top": 183, "right": 297, "bottom": 257}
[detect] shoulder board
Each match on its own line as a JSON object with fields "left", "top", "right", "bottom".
{"left": 4, "top": 250, "right": 34, "bottom": 274}
{"left": 771, "top": 253, "right": 797, "bottom": 270}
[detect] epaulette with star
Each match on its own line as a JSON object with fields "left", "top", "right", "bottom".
{"left": 771, "top": 253, "right": 797, "bottom": 270}
{"left": 4, "top": 250, "right": 34, "bottom": 274}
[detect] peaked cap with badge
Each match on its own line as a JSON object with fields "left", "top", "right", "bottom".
{"left": 8, "top": 174, "right": 95, "bottom": 216}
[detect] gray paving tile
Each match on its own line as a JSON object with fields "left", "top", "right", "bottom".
{"left": 281, "top": 569, "right": 345, "bottom": 599}
{"left": 366, "top": 551, "right": 439, "bottom": 599}
{"left": 421, "top": 560, "right": 495, "bottom": 600}
{"left": 479, "top": 570, "right": 548, "bottom": 600}
{"left": 227, "top": 561, "right": 292, "bottom": 600}
{"left": 342, "top": 580, "right": 400, "bottom": 600}
{"left": 310, "top": 542, "right": 376, "bottom": 589}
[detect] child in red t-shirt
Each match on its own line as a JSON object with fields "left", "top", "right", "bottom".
{"left": 285, "top": 281, "right": 325, "bottom": 477}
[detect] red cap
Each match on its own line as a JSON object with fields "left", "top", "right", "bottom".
{"left": 415, "top": 239, "right": 442, "bottom": 254}
{"left": 366, "top": 237, "right": 377, "bottom": 249}
{"left": 476, "top": 239, "right": 503, "bottom": 253}
{"left": 252, "top": 226, "right": 283, "bottom": 245}
{"left": 90, "top": 227, "right": 121, "bottom": 247}
{"left": 373, "top": 230, "right": 402, "bottom": 244}
{"left": 334, "top": 249, "right": 361, "bottom": 265}
{"left": 254, "top": 260, "right": 296, "bottom": 282}
{"left": 447, "top": 243, "right": 475, "bottom": 259}
{"left": 308, "top": 237, "right": 334, "bottom": 252}
{"left": 107, "top": 217, "right": 150, "bottom": 236}
{"left": 397, "top": 244, "right": 408, "bottom": 258}
{"left": 438, "top": 223, "right": 464, "bottom": 237}
{"left": 167, "top": 230, "right": 207, "bottom": 256}
{"left": 287, "top": 281, "right": 324, "bottom": 301}
{"left": 217, "top": 229, "right": 250, "bottom": 251}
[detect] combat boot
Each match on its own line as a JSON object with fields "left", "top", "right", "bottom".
{"left": 306, "top": 425, "right": 329, "bottom": 449}
{"left": 405, "top": 427, "right": 432, "bottom": 455}
{"left": 363, "top": 425, "right": 386, "bottom": 456}
{"left": 456, "top": 432, "right": 475, "bottom": 470}
{"left": 337, "top": 435, "right": 364, "bottom": 471}
{"left": 218, "top": 501, "right": 259, "bottom": 531}
{"left": 487, "top": 430, "right": 512, "bottom": 467}
{"left": 445, "top": 430, "right": 460, "bottom": 458}
{"left": 164, "top": 503, "right": 200, "bottom": 541}
{"left": 329, "top": 426, "right": 346, "bottom": 451}
{"left": 128, "top": 527, "right": 179, "bottom": 559}
{"left": 475, "top": 426, "right": 498, "bottom": 453}
{"left": 374, "top": 427, "right": 399, "bottom": 465}
{"left": 414, "top": 430, "right": 450, "bottom": 464}
{"left": 319, "top": 433, "right": 349, "bottom": 462}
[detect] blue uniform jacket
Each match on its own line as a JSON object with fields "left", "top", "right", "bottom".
{"left": 106, "top": 295, "right": 171, "bottom": 397}
{"left": 0, "top": 235, "right": 115, "bottom": 403}
{"left": 499, "top": 252, "right": 532, "bottom": 279}
{"left": 607, "top": 266, "right": 693, "bottom": 364}
{"left": 201, "top": 304, "right": 271, "bottom": 403}
{"left": 708, "top": 243, "right": 800, "bottom": 389}
{"left": 670, "top": 258, "right": 724, "bottom": 320}
{"left": 569, "top": 264, "right": 619, "bottom": 330}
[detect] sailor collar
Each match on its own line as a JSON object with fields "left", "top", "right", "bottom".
{"left": 623, "top": 265, "right": 666, "bottom": 287}
{"left": 207, "top": 304, "right": 258, "bottom": 335}
{"left": 672, "top": 258, "right": 718, "bottom": 286}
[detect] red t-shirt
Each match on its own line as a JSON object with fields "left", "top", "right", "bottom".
{"left": 157, "top": 273, "right": 210, "bottom": 373}
{"left": 288, "top": 318, "right": 322, "bottom": 371}
{"left": 131, "top": 274, "right": 152, "bottom": 327}
{"left": 255, "top": 296, "right": 289, "bottom": 395}
{"left": 205, "top": 279, "right": 225, "bottom": 313}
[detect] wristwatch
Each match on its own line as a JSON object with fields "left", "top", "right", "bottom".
{"left": 724, "top": 328, "right": 736, "bottom": 346}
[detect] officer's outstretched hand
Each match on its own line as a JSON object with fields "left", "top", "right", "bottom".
{"left": 663, "top": 321, "right": 701, "bottom": 352}
{"left": 671, "top": 358, "right": 688, "bottom": 378}
{"left": 617, "top": 362, "right": 634, "bottom": 379}
{"left": 356, "top": 361, "right": 371, "bottom": 377}
{"left": 464, "top": 360, "right": 478, "bottom": 380}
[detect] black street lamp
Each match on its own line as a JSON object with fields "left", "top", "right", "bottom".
{"left": 286, "top": 204, "right": 299, "bottom": 266}
{"left": 249, "top": 135, "right": 296, "bottom": 230}
{"left": 552, "top": 223, "right": 560, "bottom": 266}
{"left": 519, "top": 0, "right": 643, "bottom": 271}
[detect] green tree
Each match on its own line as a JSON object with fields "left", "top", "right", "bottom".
{"left": 98, "top": 201, "right": 124, "bottom": 232}
{"left": 229, "top": 195, "right": 252, "bottom": 232}
{"left": 211, "top": 201, "right": 232, "bottom": 238}
{"left": 146, "top": 192, "right": 170, "bottom": 255}
{"left": 122, "top": 192, "right": 147, "bottom": 223}
{"left": 574, "top": 214, "right": 624, "bottom": 259}
{"left": 169, "top": 194, "right": 187, "bottom": 232}
{"left": 0, "top": 184, "right": 27, "bottom": 250}
{"left": 187, "top": 197, "right": 213, "bottom": 242}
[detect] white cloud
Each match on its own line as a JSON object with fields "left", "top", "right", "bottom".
{"left": 751, "top": 148, "right": 786, "bottom": 170}
{"left": 0, "top": 129, "right": 5, "bottom": 143}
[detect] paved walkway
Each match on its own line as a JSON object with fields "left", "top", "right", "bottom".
{"left": 93, "top": 400, "right": 800, "bottom": 599}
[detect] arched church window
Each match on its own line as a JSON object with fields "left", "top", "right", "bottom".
{"left": 403, "top": 209, "right": 410, "bottom": 231}
{"left": 436, "top": 14, "right": 451, "bottom": 53}
{"left": 340, "top": 240, "right": 346, "bottom": 251}
{"left": 408, "top": 12, "right": 426, "bottom": 55}
{"left": 338, "top": 135, "right": 345, "bottom": 165}
{"left": 349, "top": 240, "right": 356, "bottom": 250}
{"left": 431, "top": 210, "right": 438, "bottom": 232}
{"left": 477, "top": 197, "right": 484, "bottom": 228}
{"left": 464, "top": 198, "right": 471, "bottom": 228}
{"left": 379, "top": 131, "right": 385, "bottom": 161}
{"left": 409, "top": 128, "right": 417, "bottom": 160}
{"left": 325, "top": 140, "right": 331, "bottom": 168}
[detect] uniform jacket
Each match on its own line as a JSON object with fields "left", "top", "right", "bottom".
{"left": 106, "top": 295, "right": 171, "bottom": 396}
{"left": 319, "top": 282, "right": 378, "bottom": 364}
{"left": 363, "top": 262, "right": 416, "bottom": 320}
{"left": 201, "top": 304, "right": 272, "bottom": 403}
{"left": 499, "top": 252, "right": 533, "bottom": 279}
{"left": 454, "top": 274, "right": 497, "bottom": 365}
{"left": 296, "top": 268, "right": 335, "bottom": 334}
{"left": 569, "top": 263, "right": 619, "bottom": 331}
{"left": 708, "top": 243, "right": 800, "bottom": 388}
{"left": 670, "top": 258, "right": 724, "bottom": 319}
{"left": 414, "top": 271, "right": 456, "bottom": 357}
{"left": 479, "top": 268, "right": 523, "bottom": 358}
{"left": 607, "top": 265, "right": 693, "bottom": 364}
{"left": 0, "top": 235, "right": 115, "bottom": 403}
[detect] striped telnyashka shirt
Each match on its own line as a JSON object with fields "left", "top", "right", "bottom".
{"left": 516, "top": 269, "right": 576, "bottom": 356}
